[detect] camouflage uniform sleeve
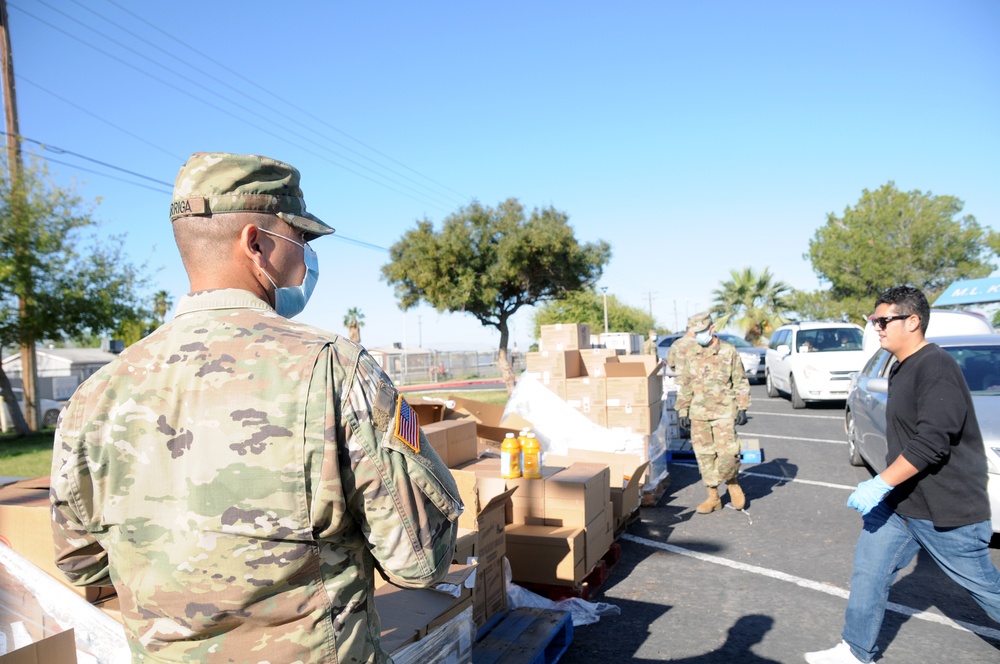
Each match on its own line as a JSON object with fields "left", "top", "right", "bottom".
{"left": 732, "top": 347, "right": 751, "bottom": 410}
{"left": 49, "top": 394, "right": 113, "bottom": 587}
{"left": 675, "top": 347, "right": 698, "bottom": 416}
{"left": 341, "top": 350, "right": 463, "bottom": 588}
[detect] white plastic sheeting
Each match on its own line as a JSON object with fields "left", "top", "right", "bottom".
{"left": 502, "top": 373, "right": 669, "bottom": 490}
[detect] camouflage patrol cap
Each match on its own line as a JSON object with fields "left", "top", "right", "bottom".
{"left": 170, "top": 152, "right": 335, "bottom": 241}
{"left": 687, "top": 311, "right": 713, "bottom": 332}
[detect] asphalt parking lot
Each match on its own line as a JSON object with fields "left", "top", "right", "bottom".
{"left": 560, "top": 383, "right": 1000, "bottom": 663}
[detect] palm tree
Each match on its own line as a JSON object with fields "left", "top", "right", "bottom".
{"left": 153, "top": 290, "right": 173, "bottom": 327}
{"left": 343, "top": 307, "right": 365, "bottom": 343}
{"left": 711, "top": 267, "right": 791, "bottom": 344}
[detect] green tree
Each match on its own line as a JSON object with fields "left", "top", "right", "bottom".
{"left": 711, "top": 267, "right": 791, "bottom": 343}
{"left": 532, "top": 289, "right": 655, "bottom": 338}
{"left": 343, "top": 307, "right": 365, "bottom": 343}
{"left": 381, "top": 198, "right": 611, "bottom": 392}
{"left": 0, "top": 156, "right": 148, "bottom": 433}
{"left": 808, "top": 182, "right": 998, "bottom": 323}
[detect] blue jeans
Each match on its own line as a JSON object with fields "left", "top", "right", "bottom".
{"left": 842, "top": 501, "right": 1000, "bottom": 662}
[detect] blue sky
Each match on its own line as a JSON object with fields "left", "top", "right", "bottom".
{"left": 8, "top": 1, "right": 999, "bottom": 351}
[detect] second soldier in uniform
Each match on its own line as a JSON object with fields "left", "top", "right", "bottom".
{"left": 675, "top": 312, "right": 751, "bottom": 513}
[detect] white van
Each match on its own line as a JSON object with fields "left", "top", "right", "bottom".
{"left": 862, "top": 308, "right": 994, "bottom": 358}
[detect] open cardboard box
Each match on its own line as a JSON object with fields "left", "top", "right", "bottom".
{"left": 374, "top": 564, "right": 475, "bottom": 655}
{"left": 445, "top": 395, "right": 534, "bottom": 448}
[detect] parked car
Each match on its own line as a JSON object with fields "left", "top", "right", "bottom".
{"left": 844, "top": 334, "right": 1000, "bottom": 532}
{"left": 717, "top": 333, "right": 766, "bottom": 384}
{"left": 1, "top": 387, "right": 64, "bottom": 428}
{"left": 765, "top": 321, "right": 867, "bottom": 408}
{"left": 861, "top": 308, "right": 993, "bottom": 360}
{"left": 655, "top": 334, "right": 684, "bottom": 363}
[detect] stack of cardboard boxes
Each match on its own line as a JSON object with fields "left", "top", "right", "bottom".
{"left": 527, "top": 323, "right": 664, "bottom": 436}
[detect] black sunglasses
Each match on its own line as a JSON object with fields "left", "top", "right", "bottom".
{"left": 869, "top": 314, "right": 911, "bottom": 330}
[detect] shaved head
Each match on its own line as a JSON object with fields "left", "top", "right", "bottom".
{"left": 173, "top": 212, "right": 281, "bottom": 271}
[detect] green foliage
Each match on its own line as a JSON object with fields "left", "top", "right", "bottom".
{"left": 711, "top": 267, "right": 791, "bottom": 342}
{"left": 532, "top": 289, "right": 655, "bottom": 337}
{"left": 381, "top": 198, "right": 611, "bottom": 342}
{"left": 807, "top": 182, "right": 998, "bottom": 322}
{"left": 0, "top": 156, "right": 150, "bottom": 349}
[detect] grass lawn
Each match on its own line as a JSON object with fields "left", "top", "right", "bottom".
{"left": 0, "top": 430, "right": 55, "bottom": 478}
{"left": 405, "top": 389, "right": 509, "bottom": 407}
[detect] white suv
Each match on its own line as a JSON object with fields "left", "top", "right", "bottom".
{"left": 765, "top": 321, "right": 866, "bottom": 408}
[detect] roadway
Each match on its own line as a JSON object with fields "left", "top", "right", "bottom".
{"left": 559, "top": 383, "right": 1000, "bottom": 663}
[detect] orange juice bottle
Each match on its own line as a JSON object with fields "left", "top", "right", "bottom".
{"left": 501, "top": 432, "right": 521, "bottom": 479}
{"left": 522, "top": 432, "right": 542, "bottom": 479}
{"left": 517, "top": 429, "right": 530, "bottom": 474}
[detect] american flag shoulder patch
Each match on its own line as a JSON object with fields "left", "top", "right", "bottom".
{"left": 394, "top": 395, "right": 420, "bottom": 453}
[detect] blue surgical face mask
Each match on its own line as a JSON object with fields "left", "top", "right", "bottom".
{"left": 258, "top": 228, "right": 319, "bottom": 319}
{"left": 695, "top": 329, "right": 713, "bottom": 346}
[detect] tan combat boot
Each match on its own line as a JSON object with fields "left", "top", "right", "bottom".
{"left": 727, "top": 479, "right": 746, "bottom": 510}
{"left": 696, "top": 486, "right": 722, "bottom": 514}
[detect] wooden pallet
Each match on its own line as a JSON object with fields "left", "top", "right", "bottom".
{"left": 641, "top": 475, "right": 671, "bottom": 507}
{"left": 472, "top": 607, "right": 573, "bottom": 664}
{"left": 517, "top": 542, "right": 622, "bottom": 602}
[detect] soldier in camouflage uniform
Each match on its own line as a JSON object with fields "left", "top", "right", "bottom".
{"left": 666, "top": 315, "right": 703, "bottom": 379}
{"left": 675, "top": 313, "right": 751, "bottom": 513}
{"left": 50, "top": 152, "right": 463, "bottom": 664}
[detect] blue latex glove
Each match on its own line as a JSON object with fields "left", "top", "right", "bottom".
{"left": 847, "top": 475, "right": 892, "bottom": 515}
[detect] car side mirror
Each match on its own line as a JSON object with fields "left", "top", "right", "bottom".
{"left": 867, "top": 377, "right": 888, "bottom": 394}
{"left": 776, "top": 344, "right": 790, "bottom": 356}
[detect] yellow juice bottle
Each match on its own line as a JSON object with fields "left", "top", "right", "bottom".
{"left": 522, "top": 432, "right": 542, "bottom": 479}
{"left": 501, "top": 432, "right": 521, "bottom": 479}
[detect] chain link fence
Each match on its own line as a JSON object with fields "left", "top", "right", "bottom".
{"left": 381, "top": 350, "right": 527, "bottom": 386}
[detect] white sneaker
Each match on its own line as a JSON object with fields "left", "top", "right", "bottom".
{"left": 804, "top": 641, "right": 866, "bottom": 664}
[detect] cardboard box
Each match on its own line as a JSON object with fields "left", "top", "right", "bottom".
{"left": 741, "top": 437, "right": 763, "bottom": 464}
{"left": 505, "top": 524, "right": 586, "bottom": 585}
{"left": 0, "top": 478, "right": 116, "bottom": 603}
{"left": 607, "top": 401, "right": 663, "bottom": 434}
{"left": 598, "top": 332, "right": 643, "bottom": 354}
{"left": 375, "top": 565, "right": 476, "bottom": 654}
{"left": 605, "top": 355, "right": 663, "bottom": 407}
{"left": 575, "top": 407, "right": 607, "bottom": 428}
{"left": 584, "top": 506, "right": 614, "bottom": 571}
{"left": 539, "top": 323, "right": 590, "bottom": 351}
{"left": 545, "top": 452, "right": 650, "bottom": 533}
{"left": 507, "top": 466, "right": 561, "bottom": 525}
{"left": 578, "top": 348, "right": 621, "bottom": 377}
{"left": 446, "top": 396, "right": 533, "bottom": 447}
{"left": 420, "top": 419, "right": 477, "bottom": 468}
{"left": 542, "top": 464, "right": 610, "bottom": 528}
{"left": 447, "top": 465, "right": 515, "bottom": 626}
{"left": 410, "top": 401, "right": 445, "bottom": 425}
{"left": 565, "top": 376, "right": 606, "bottom": 407}
{"left": 529, "top": 376, "right": 566, "bottom": 400}
{"left": 525, "top": 350, "right": 581, "bottom": 381}
{"left": 452, "top": 528, "right": 477, "bottom": 564}
{"left": 0, "top": 628, "right": 77, "bottom": 664}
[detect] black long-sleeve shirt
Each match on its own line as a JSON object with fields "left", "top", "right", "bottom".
{"left": 884, "top": 343, "right": 990, "bottom": 527}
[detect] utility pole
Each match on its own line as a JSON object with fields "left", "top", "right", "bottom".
{"left": 601, "top": 287, "right": 609, "bottom": 335}
{"left": 0, "top": 0, "right": 33, "bottom": 434}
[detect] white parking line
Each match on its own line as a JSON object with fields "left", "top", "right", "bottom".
{"left": 739, "top": 471, "right": 856, "bottom": 491}
{"left": 739, "top": 432, "right": 846, "bottom": 445}
{"left": 747, "top": 411, "right": 843, "bottom": 420}
{"left": 620, "top": 533, "right": 1000, "bottom": 641}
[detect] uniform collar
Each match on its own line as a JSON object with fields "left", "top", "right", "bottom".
{"left": 175, "top": 289, "right": 276, "bottom": 316}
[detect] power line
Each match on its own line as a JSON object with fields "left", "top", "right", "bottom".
{"left": 101, "top": 0, "right": 471, "bottom": 205}
{"left": 11, "top": 0, "right": 464, "bottom": 213}
{"left": 41, "top": 154, "right": 172, "bottom": 195}
{"left": 9, "top": 2, "right": 458, "bottom": 213}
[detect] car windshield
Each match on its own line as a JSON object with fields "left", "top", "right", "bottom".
{"left": 718, "top": 334, "right": 753, "bottom": 348}
{"left": 795, "top": 328, "right": 862, "bottom": 353}
{"left": 944, "top": 345, "right": 1000, "bottom": 394}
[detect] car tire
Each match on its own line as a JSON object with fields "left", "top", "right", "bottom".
{"left": 765, "top": 371, "right": 779, "bottom": 398}
{"left": 846, "top": 410, "right": 864, "bottom": 466}
{"left": 42, "top": 409, "right": 60, "bottom": 428}
{"left": 790, "top": 376, "right": 806, "bottom": 409}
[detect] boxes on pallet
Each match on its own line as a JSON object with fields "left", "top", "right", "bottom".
{"left": 374, "top": 564, "right": 476, "bottom": 654}
{"left": 542, "top": 464, "right": 610, "bottom": 528}
{"left": 505, "top": 524, "right": 587, "bottom": 585}
{"left": 545, "top": 452, "right": 649, "bottom": 533}
{"left": 564, "top": 376, "right": 607, "bottom": 427}
{"left": 539, "top": 323, "right": 591, "bottom": 351}
{"left": 605, "top": 355, "right": 663, "bottom": 408}
{"left": 584, "top": 506, "right": 615, "bottom": 572}
{"left": 607, "top": 401, "right": 663, "bottom": 434}
{"left": 578, "top": 348, "right": 621, "bottom": 377}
